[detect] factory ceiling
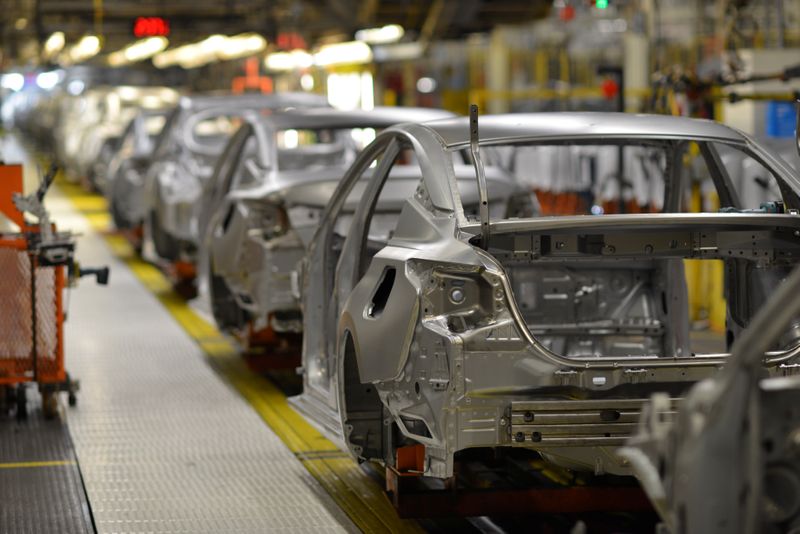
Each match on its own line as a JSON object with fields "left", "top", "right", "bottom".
{"left": 0, "top": 0, "right": 550, "bottom": 64}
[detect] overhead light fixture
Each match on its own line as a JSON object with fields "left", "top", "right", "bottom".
{"left": 151, "top": 47, "right": 181, "bottom": 68}
{"left": 217, "top": 33, "right": 267, "bottom": 60}
{"left": 108, "top": 36, "right": 168, "bottom": 67}
{"left": 64, "top": 34, "right": 101, "bottom": 65}
{"left": 264, "top": 49, "right": 313, "bottom": 71}
{"left": 153, "top": 36, "right": 217, "bottom": 68}
{"left": 1, "top": 73, "right": 25, "bottom": 92}
{"left": 154, "top": 33, "right": 266, "bottom": 69}
{"left": 36, "top": 70, "right": 62, "bottom": 90}
{"left": 313, "top": 41, "right": 372, "bottom": 67}
{"left": 355, "top": 24, "right": 404, "bottom": 45}
{"left": 14, "top": 18, "right": 28, "bottom": 31}
{"left": 43, "top": 32, "right": 65, "bottom": 59}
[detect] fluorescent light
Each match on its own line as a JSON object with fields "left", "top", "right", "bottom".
{"left": 36, "top": 70, "right": 62, "bottom": 90}
{"left": 66, "top": 35, "right": 101, "bottom": 64}
{"left": 180, "top": 35, "right": 223, "bottom": 68}
{"left": 355, "top": 24, "right": 404, "bottom": 45}
{"left": 314, "top": 41, "right": 372, "bottom": 67}
{"left": 217, "top": 33, "right": 266, "bottom": 60}
{"left": 153, "top": 38, "right": 215, "bottom": 69}
{"left": 265, "top": 52, "right": 293, "bottom": 71}
{"left": 1, "top": 73, "right": 25, "bottom": 92}
{"left": 108, "top": 36, "right": 168, "bottom": 66}
{"left": 43, "top": 32, "right": 66, "bottom": 60}
{"left": 154, "top": 33, "right": 266, "bottom": 69}
{"left": 264, "top": 49, "right": 312, "bottom": 71}
{"left": 152, "top": 47, "right": 180, "bottom": 68}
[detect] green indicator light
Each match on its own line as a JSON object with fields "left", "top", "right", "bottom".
{"left": 596, "top": 0, "right": 609, "bottom": 8}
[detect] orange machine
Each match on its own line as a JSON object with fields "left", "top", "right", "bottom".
{"left": 0, "top": 163, "right": 107, "bottom": 419}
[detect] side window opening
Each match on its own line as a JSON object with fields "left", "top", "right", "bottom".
{"left": 687, "top": 142, "right": 792, "bottom": 353}
{"left": 229, "top": 135, "right": 261, "bottom": 190}
{"left": 358, "top": 146, "right": 425, "bottom": 276}
{"left": 712, "top": 142, "right": 783, "bottom": 209}
{"left": 506, "top": 144, "right": 668, "bottom": 216}
{"left": 276, "top": 128, "right": 352, "bottom": 171}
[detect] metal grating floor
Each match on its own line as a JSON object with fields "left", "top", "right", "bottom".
{"left": 0, "top": 394, "right": 94, "bottom": 534}
{"left": 46, "top": 189, "right": 355, "bottom": 532}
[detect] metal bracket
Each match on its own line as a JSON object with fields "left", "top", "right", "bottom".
{"left": 469, "top": 104, "right": 490, "bottom": 250}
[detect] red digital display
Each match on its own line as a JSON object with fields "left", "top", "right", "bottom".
{"left": 276, "top": 32, "right": 307, "bottom": 51}
{"left": 133, "top": 17, "right": 170, "bottom": 38}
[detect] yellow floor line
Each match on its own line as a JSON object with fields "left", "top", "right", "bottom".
{"left": 57, "top": 179, "right": 422, "bottom": 534}
{"left": 0, "top": 460, "right": 76, "bottom": 469}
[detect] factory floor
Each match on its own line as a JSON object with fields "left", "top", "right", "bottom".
{"left": 0, "top": 136, "right": 420, "bottom": 534}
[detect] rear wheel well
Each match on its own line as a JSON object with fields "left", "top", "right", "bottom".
{"left": 341, "top": 331, "right": 386, "bottom": 463}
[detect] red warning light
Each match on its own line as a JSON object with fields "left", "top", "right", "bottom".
{"left": 133, "top": 17, "right": 170, "bottom": 38}
{"left": 601, "top": 78, "right": 619, "bottom": 100}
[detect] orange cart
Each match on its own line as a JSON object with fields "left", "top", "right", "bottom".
{"left": 0, "top": 163, "right": 108, "bottom": 419}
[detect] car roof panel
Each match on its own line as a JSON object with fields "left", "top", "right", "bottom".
{"left": 417, "top": 112, "right": 749, "bottom": 147}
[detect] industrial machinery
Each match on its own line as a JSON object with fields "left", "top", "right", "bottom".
{"left": 0, "top": 163, "right": 108, "bottom": 419}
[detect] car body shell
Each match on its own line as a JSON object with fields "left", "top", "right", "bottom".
{"left": 202, "top": 106, "right": 456, "bottom": 334}
{"left": 105, "top": 109, "right": 172, "bottom": 228}
{"left": 294, "top": 112, "right": 800, "bottom": 479}
{"left": 134, "top": 92, "right": 328, "bottom": 260}
{"left": 59, "top": 86, "right": 179, "bottom": 182}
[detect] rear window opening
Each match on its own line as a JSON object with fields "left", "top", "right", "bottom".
{"left": 492, "top": 231, "right": 799, "bottom": 360}
{"left": 456, "top": 137, "right": 798, "bottom": 361}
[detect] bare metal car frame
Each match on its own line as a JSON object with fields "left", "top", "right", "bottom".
{"left": 136, "top": 93, "right": 328, "bottom": 262}
{"left": 202, "top": 107, "right": 455, "bottom": 336}
{"left": 105, "top": 108, "right": 171, "bottom": 228}
{"left": 294, "top": 111, "right": 800, "bottom": 481}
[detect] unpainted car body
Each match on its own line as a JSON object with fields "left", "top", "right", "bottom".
{"left": 59, "top": 86, "right": 179, "bottom": 182}
{"left": 106, "top": 109, "right": 171, "bottom": 229}
{"left": 203, "top": 107, "right": 455, "bottom": 335}
{"left": 295, "top": 112, "right": 800, "bottom": 481}
{"left": 139, "top": 92, "right": 328, "bottom": 262}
